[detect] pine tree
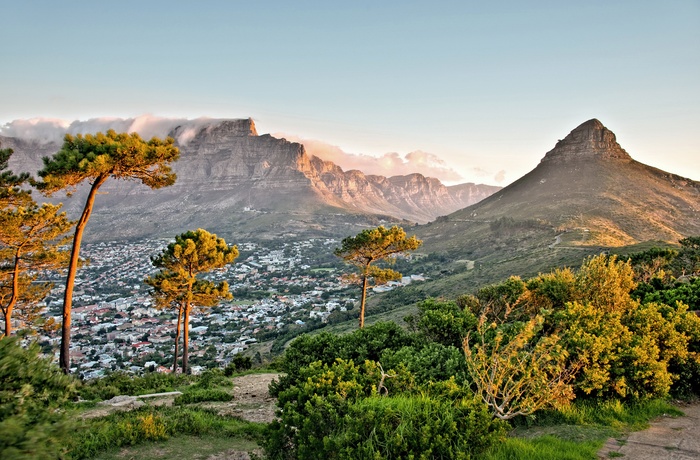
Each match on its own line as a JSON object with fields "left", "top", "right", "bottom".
{"left": 36, "top": 131, "right": 179, "bottom": 373}
{"left": 0, "top": 203, "right": 73, "bottom": 337}
{"left": 145, "top": 229, "right": 238, "bottom": 374}
{"left": 335, "top": 225, "right": 422, "bottom": 328}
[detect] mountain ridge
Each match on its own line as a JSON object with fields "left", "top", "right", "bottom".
{"left": 1, "top": 118, "right": 499, "bottom": 241}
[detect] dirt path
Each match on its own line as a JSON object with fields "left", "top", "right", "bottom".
{"left": 213, "top": 372, "right": 280, "bottom": 423}
{"left": 598, "top": 403, "right": 700, "bottom": 459}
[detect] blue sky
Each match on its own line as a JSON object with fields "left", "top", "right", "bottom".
{"left": 1, "top": 1, "right": 698, "bottom": 184}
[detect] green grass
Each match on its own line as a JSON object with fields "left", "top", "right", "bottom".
{"left": 483, "top": 398, "right": 682, "bottom": 460}
{"left": 68, "top": 406, "right": 265, "bottom": 459}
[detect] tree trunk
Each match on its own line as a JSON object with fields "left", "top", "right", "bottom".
{"left": 182, "top": 302, "right": 190, "bottom": 374}
{"left": 172, "top": 303, "right": 183, "bottom": 373}
{"left": 59, "top": 176, "right": 106, "bottom": 374}
{"left": 359, "top": 268, "right": 369, "bottom": 329}
{"left": 3, "top": 250, "right": 21, "bottom": 337}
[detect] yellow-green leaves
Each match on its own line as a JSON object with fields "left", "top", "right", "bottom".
{"left": 36, "top": 130, "right": 179, "bottom": 195}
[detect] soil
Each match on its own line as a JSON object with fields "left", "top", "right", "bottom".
{"left": 211, "top": 372, "right": 280, "bottom": 424}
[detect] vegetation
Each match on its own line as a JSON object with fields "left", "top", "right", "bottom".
{"left": 0, "top": 202, "right": 73, "bottom": 336}
{"left": 2, "top": 156, "right": 700, "bottom": 460}
{"left": 334, "top": 225, "right": 422, "bottom": 328}
{"left": 144, "top": 229, "right": 238, "bottom": 374}
{"left": 0, "top": 337, "right": 77, "bottom": 460}
{"left": 36, "top": 130, "right": 180, "bottom": 373}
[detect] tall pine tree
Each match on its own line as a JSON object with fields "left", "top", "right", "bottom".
{"left": 37, "top": 131, "right": 179, "bottom": 372}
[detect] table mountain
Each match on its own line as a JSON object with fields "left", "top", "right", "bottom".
{"left": 2, "top": 118, "right": 498, "bottom": 241}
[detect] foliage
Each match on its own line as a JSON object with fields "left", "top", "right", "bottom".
{"left": 266, "top": 357, "right": 504, "bottom": 459}
{"left": 552, "top": 256, "right": 700, "bottom": 399}
{"left": 78, "top": 371, "right": 193, "bottom": 401}
{"left": 380, "top": 342, "right": 469, "bottom": 384}
{"left": 333, "top": 394, "right": 506, "bottom": 459}
{"left": 68, "top": 406, "right": 264, "bottom": 460}
{"left": 405, "top": 298, "right": 477, "bottom": 348}
{"left": 36, "top": 130, "right": 180, "bottom": 373}
{"left": 0, "top": 337, "right": 77, "bottom": 460}
{"left": 335, "top": 225, "right": 422, "bottom": 328}
{"left": 0, "top": 145, "right": 31, "bottom": 208}
{"left": 464, "top": 315, "right": 577, "bottom": 420}
{"left": 224, "top": 354, "right": 252, "bottom": 376}
{"left": 0, "top": 202, "right": 73, "bottom": 336}
{"left": 145, "top": 228, "right": 238, "bottom": 374}
{"left": 271, "top": 321, "right": 418, "bottom": 396}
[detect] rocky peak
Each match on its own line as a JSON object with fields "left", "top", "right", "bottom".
{"left": 170, "top": 118, "right": 258, "bottom": 146}
{"left": 541, "top": 118, "right": 631, "bottom": 163}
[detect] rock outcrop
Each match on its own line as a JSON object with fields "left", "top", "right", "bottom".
{"left": 541, "top": 118, "right": 632, "bottom": 163}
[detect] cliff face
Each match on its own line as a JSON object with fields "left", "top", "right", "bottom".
{"left": 2, "top": 119, "right": 499, "bottom": 240}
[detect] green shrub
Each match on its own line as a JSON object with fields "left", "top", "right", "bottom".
{"left": 271, "top": 322, "right": 418, "bottom": 397}
{"left": 224, "top": 354, "right": 252, "bottom": 376}
{"left": 191, "top": 368, "right": 227, "bottom": 389}
{"left": 334, "top": 395, "right": 506, "bottom": 459}
{"left": 78, "top": 371, "right": 192, "bottom": 401}
{"left": 405, "top": 298, "right": 477, "bottom": 348}
{"left": 264, "top": 358, "right": 416, "bottom": 459}
{"left": 0, "top": 338, "right": 77, "bottom": 460}
{"left": 381, "top": 342, "right": 469, "bottom": 384}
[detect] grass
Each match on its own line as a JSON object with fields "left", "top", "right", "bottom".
{"left": 68, "top": 406, "right": 265, "bottom": 460}
{"left": 483, "top": 398, "right": 682, "bottom": 460}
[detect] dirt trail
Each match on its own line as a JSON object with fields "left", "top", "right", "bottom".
{"left": 598, "top": 403, "right": 700, "bottom": 459}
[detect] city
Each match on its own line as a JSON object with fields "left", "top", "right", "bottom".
{"left": 31, "top": 237, "right": 423, "bottom": 378}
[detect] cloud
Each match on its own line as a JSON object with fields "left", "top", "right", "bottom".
{"left": 279, "top": 134, "right": 464, "bottom": 183}
{"left": 0, "top": 115, "right": 223, "bottom": 145}
{"left": 494, "top": 170, "right": 506, "bottom": 183}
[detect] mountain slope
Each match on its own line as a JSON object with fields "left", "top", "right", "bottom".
{"left": 420, "top": 119, "right": 699, "bottom": 252}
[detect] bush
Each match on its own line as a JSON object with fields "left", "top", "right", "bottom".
{"left": 381, "top": 342, "right": 469, "bottom": 384}
{"left": 78, "top": 371, "right": 192, "bottom": 401}
{"left": 271, "top": 322, "right": 418, "bottom": 397}
{"left": 264, "top": 358, "right": 416, "bottom": 459}
{"left": 0, "top": 338, "right": 77, "bottom": 460}
{"left": 406, "top": 298, "right": 477, "bottom": 348}
{"left": 224, "top": 354, "right": 252, "bottom": 376}
{"left": 334, "top": 395, "right": 506, "bottom": 459}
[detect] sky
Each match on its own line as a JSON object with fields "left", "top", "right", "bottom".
{"left": 1, "top": 1, "right": 698, "bottom": 185}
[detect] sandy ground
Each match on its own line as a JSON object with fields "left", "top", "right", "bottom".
{"left": 598, "top": 402, "right": 700, "bottom": 459}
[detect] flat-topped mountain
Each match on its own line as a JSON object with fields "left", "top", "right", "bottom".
{"left": 2, "top": 118, "right": 499, "bottom": 241}
{"left": 420, "top": 118, "right": 699, "bottom": 255}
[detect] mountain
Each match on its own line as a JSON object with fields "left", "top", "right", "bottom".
{"left": 413, "top": 119, "right": 700, "bottom": 292}
{"left": 1, "top": 118, "right": 499, "bottom": 241}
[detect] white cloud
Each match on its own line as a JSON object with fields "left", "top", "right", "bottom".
{"left": 0, "top": 115, "right": 223, "bottom": 145}
{"left": 279, "top": 134, "right": 464, "bottom": 183}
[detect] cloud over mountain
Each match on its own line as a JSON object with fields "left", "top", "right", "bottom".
{"left": 0, "top": 116, "right": 225, "bottom": 145}
{"left": 277, "top": 134, "right": 464, "bottom": 183}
